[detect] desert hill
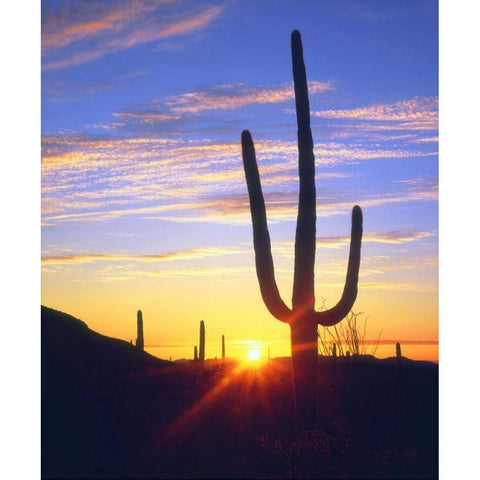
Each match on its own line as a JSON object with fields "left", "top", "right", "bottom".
{"left": 42, "top": 305, "right": 171, "bottom": 377}
{"left": 42, "top": 306, "right": 438, "bottom": 479}
{"left": 41, "top": 306, "right": 170, "bottom": 478}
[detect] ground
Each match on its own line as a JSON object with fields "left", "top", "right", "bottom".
{"left": 42, "top": 306, "right": 438, "bottom": 479}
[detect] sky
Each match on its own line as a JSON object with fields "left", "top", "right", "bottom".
{"left": 41, "top": 0, "right": 439, "bottom": 361}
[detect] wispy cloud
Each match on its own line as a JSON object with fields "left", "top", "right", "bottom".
{"left": 43, "top": 71, "right": 146, "bottom": 103}
{"left": 112, "top": 111, "right": 182, "bottom": 124}
{"left": 41, "top": 131, "right": 438, "bottom": 226}
{"left": 165, "top": 81, "right": 334, "bottom": 114}
{"left": 181, "top": 184, "right": 438, "bottom": 225}
{"left": 358, "top": 282, "right": 436, "bottom": 292}
{"left": 314, "top": 230, "right": 435, "bottom": 248}
{"left": 41, "top": 236, "right": 437, "bottom": 283}
{"left": 42, "top": 2, "right": 225, "bottom": 70}
{"left": 99, "top": 81, "right": 333, "bottom": 129}
{"left": 312, "top": 97, "right": 437, "bottom": 122}
{"left": 42, "top": 0, "right": 143, "bottom": 52}
{"left": 42, "top": 180, "right": 438, "bottom": 227}
{"left": 410, "top": 136, "right": 439, "bottom": 143}
{"left": 137, "top": 265, "right": 256, "bottom": 278}
{"left": 322, "top": 121, "right": 438, "bottom": 133}
{"left": 41, "top": 246, "right": 240, "bottom": 265}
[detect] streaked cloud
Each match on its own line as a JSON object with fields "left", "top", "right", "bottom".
{"left": 97, "top": 81, "right": 333, "bottom": 130}
{"left": 41, "top": 131, "right": 437, "bottom": 226}
{"left": 321, "top": 121, "right": 438, "bottom": 133}
{"left": 358, "top": 282, "right": 436, "bottom": 292}
{"left": 112, "top": 111, "right": 182, "bottom": 124}
{"left": 410, "top": 136, "right": 439, "bottom": 143}
{"left": 41, "top": 246, "right": 241, "bottom": 265}
{"left": 312, "top": 97, "right": 437, "bottom": 122}
{"left": 166, "top": 81, "right": 334, "bottom": 113}
{"left": 42, "top": 2, "right": 225, "bottom": 70}
{"left": 42, "top": 0, "right": 147, "bottom": 52}
{"left": 143, "top": 265, "right": 256, "bottom": 278}
{"left": 43, "top": 71, "right": 146, "bottom": 103}
{"left": 180, "top": 182, "right": 438, "bottom": 224}
{"left": 314, "top": 230, "right": 435, "bottom": 248}
{"left": 42, "top": 179, "right": 438, "bottom": 227}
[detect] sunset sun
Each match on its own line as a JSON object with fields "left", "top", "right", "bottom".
{"left": 247, "top": 348, "right": 262, "bottom": 361}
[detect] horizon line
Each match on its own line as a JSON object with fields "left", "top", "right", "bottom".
{"left": 145, "top": 339, "right": 439, "bottom": 349}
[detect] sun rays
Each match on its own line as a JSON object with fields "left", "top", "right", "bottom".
{"left": 161, "top": 355, "right": 278, "bottom": 443}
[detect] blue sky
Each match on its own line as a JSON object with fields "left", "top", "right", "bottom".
{"left": 40, "top": 0, "right": 439, "bottom": 360}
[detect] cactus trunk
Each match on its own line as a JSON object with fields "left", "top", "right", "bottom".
{"left": 290, "top": 319, "right": 318, "bottom": 427}
{"left": 241, "top": 30, "right": 362, "bottom": 431}
{"left": 222, "top": 334, "right": 225, "bottom": 359}
{"left": 199, "top": 320, "right": 205, "bottom": 362}
{"left": 136, "top": 310, "right": 144, "bottom": 351}
{"left": 194, "top": 346, "right": 198, "bottom": 361}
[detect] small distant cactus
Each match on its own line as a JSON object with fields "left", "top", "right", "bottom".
{"left": 194, "top": 345, "right": 198, "bottom": 361}
{"left": 136, "top": 310, "right": 144, "bottom": 351}
{"left": 222, "top": 334, "right": 225, "bottom": 359}
{"left": 332, "top": 343, "right": 337, "bottom": 360}
{"left": 396, "top": 342, "right": 402, "bottom": 368}
{"left": 199, "top": 320, "right": 205, "bottom": 362}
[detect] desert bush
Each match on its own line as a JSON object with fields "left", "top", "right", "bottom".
{"left": 257, "top": 423, "right": 351, "bottom": 479}
{"left": 318, "top": 309, "right": 382, "bottom": 357}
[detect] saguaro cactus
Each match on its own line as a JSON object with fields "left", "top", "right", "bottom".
{"left": 241, "top": 30, "right": 363, "bottom": 429}
{"left": 199, "top": 320, "right": 205, "bottom": 362}
{"left": 396, "top": 342, "right": 402, "bottom": 367}
{"left": 194, "top": 345, "right": 198, "bottom": 361}
{"left": 136, "top": 310, "right": 144, "bottom": 351}
{"left": 222, "top": 334, "right": 225, "bottom": 359}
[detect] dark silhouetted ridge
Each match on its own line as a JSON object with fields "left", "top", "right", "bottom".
{"left": 42, "top": 305, "right": 169, "bottom": 378}
{"left": 41, "top": 306, "right": 170, "bottom": 479}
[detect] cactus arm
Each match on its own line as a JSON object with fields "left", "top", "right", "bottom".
{"left": 291, "top": 30, "right": 316, "bottom": 314}
{"left": 241, "top": 129, "right": 291, "bottom": 323}
{"left": 314, "top": 205, "right": 363, "bottom": 326}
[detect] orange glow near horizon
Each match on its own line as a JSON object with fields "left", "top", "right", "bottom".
{"left": 41, "top": 260, "right": 438, "bottom": 363}
{"left": 143, "top": 339, "right": 438, "bottom": 363}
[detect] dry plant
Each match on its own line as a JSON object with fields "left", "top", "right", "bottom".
{"left": 257, "top": 423, "right": 351, "bottom": 479}
{"left": 318, "top": 304, "right": 382, "bottom": 357}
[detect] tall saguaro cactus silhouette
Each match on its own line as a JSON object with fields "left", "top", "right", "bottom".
{"left": 241, "top": 30, "right": 363, "bottom": 430}
{"left": 136, "top": 310, "right": 144, "bottom": 351}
